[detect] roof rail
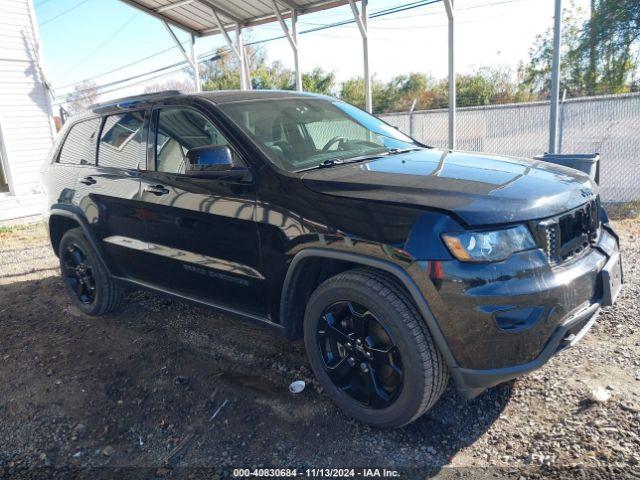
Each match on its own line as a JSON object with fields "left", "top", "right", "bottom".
{"left": 89, "top": 90, "right": 182, "bottom": 110}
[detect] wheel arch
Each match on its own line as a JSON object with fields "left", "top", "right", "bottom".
{"left": 279, "top": 249, "right": 461, "bottom": 374}
{"left": 48, "top": 207, "right": 108, "bottom": 270}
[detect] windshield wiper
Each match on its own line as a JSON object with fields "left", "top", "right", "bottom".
{"left": 388, "top": 147, "right": 423, "bottom": 155}
{"left": 306, "top": 149, "right": 417, "bottom": 172}
{"left": 317, "top": 153, "right": 386, "bottom": 169}
{"left": 318, "top": 158, "right": 344, "bottom": 168}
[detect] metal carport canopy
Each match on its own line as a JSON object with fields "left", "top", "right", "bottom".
{"left": 120, "top": 0, "right": 351, "bottom": 37}
{"left": 120, "top": 0, "right": 379, "bottom": 113}
{"left": 119, "top": 0, "right": 565, "bottom": 155}
{"left": 120, "top": 0, "right": 464, "bottom": 150}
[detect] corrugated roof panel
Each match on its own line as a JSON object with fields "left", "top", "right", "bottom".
{"left": 120, "top": 0, "right": 350, "bottom": 37}
{"left": 164, "top": 7, "right": 212, "bottom": 30}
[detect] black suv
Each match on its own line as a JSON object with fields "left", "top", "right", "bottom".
{"left": 42, "top": 90, "right": 622, "bottom": 428}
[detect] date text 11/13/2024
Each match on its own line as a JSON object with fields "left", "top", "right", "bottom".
{"left": 232, "top": 468, "right": 401, "bottom": 477}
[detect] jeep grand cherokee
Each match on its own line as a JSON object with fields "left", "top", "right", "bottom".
{"left": 42, "top": 90, "right": 622, "bottom": 428}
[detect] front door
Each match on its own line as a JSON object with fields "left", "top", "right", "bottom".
{"left": 137, "top": 105, "right": 265, "bottom": 317}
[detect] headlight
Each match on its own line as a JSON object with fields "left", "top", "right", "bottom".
{"left": 441, "top": 225, "right": 536, "bottom": 262}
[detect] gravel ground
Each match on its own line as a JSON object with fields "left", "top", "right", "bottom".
{"left": 0, "top": 212, "right": 639, "bottom": 479}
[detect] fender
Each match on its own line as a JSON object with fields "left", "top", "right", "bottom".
{"left": 48, "top": 205, "right": 110, "bottom": 271}
{"left": 279, "top": 248, "right": 464, "bottom": 383}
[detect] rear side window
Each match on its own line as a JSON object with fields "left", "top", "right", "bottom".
{"left": 98, "top": 111, "right": 146, "bottom": 169}
{"left": 58, "top": 118, "right": 100, "bottom": 165}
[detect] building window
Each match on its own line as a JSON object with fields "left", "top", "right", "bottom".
{"left": 0, "top": 124, "right": 9, "bottom": 193}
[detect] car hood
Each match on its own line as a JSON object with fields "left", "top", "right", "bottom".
{"left": 301, "top": 149, "right": 597, "bottom": 226}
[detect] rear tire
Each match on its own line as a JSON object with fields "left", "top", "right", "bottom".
{"left": 304, "top": 268, "right": 449, "bottom": 429}
{"left": 58, "top": 228, "right": 124, "bottom": 316}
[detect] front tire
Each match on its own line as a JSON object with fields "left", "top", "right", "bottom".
{"left": 58, "top": 228, "right": 124, "bottom": 316}
{"left": 304, "top": 268, "right": 449, "bottom": 428}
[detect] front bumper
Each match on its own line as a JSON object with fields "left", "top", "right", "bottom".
{"left": 419, "top": 224, "right": 620, "bottom": 398}
{"left": 455, "top": 301, "right": 600, "bottom": 398}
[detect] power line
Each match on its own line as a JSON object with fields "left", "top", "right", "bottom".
{"left": 40, "top": 0, "right": 92, "bottom": 27}
{"left": 58, "top": 59, "right": 188, "bottom": 99}
{"left": 55, "top": 44, "right": 184, "bottom": 90}
{"left": 299, "top": 0, "right": 531, "bottom": 25}
{"left": 55, "top": 14, "right": 138, "bottom": 82}
{"left": 52, "top": 64, "right": 189, "bottom": 107}
{"left": 53, "top": 48, "right": 221, "bottom": 103}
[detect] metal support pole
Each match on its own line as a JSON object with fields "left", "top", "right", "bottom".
{"left": 271, "top": 0, "right": 302, "bottom": 91}
{"left": 362, "top": 0, "right": 371, "bottom": 113}
{"left": 210, "top": 8, "right": 250, "bottom": 90}
{"left": 236, "top": 24, "right": 250, "bottom": 90}
{"left": 558, "top": 88, "right": 567, "bottom": 153}
{"left": 408, "top": 98, "right": 417, "bottom": 138}
{"left": 162, "top": 21, "right": 201, "bottom": 91}
{"left": 444, "top": 0, "right": 455, "bottom": 150}
{"left": 348, "top": 0, "right": 372, "bottom": 113}
{"left": 292, "top": 10, "right": 302, "bottom": 91}
{"left": 190, "top": 34, "right": 201, "bottom": 92}
{"left": 548, "top": 0, "right": 563, "bottom": 153}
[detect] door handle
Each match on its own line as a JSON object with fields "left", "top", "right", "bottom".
{"left": 144, "top": 184, "right": 170, "bottom": 196}
{"left": 79, "top": 176, "right": 97, "bottom": 186}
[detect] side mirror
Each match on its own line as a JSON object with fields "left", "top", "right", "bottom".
{"left": 185, "top": 145, "right": 251, "bottom": 181}
{"left": 186, "top": 145, "right": 234, "bottom": 173}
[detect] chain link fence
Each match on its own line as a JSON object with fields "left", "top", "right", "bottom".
{"left": 380, "top": 92, "right": 640, "bottom": 203}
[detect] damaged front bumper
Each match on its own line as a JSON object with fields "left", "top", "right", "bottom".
{"left": 429, "top": 223, "right": 621, "bottom": 399}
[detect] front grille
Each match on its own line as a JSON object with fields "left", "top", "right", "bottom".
{"left": 536, "top": 198, "right": 601, "bottom": 264}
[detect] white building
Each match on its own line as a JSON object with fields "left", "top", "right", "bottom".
{"left": 0, "top": 0, "right": 55, "bottom": 223}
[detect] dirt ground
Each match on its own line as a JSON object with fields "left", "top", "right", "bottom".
{"left": 0, "top": 211, "right": 639, "bottom": 479}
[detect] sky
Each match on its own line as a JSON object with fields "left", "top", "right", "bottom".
{"left": 34, "top": 0, "right": 590, "bottom": 107}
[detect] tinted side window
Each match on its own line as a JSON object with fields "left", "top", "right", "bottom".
{"left": 58, "top": 118, "right": 100, "bottom": 165}
{"left": 98, "top": 111, "right": 146, "bottom": 169}
{"left": 155, "top": 108, "right": 229, "bottom": 174}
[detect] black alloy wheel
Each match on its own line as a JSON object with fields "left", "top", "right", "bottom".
{"left": 304, "top": 268, "right": 449, "bottom": 428}
{"left": 317, "top": 301, "right": 403, "bottom": 408}
{"left": 58, "top": 228, "right": 124, "bottom": 315}
{"left": 62, "top": 243, "right": 96, "bottom": 305}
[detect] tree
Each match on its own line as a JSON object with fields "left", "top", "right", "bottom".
{"left": 144, "top": 77, "right": 195, "bottom": 94}
{"left": 337, "top": 68, "right": 523, "bottom": 114}
{"left": 518, "top": 3, "right": 585, "bottom": 97}
{"left": 339, "top": 76, "right": 387, "bottom": 113}
{"left": 201, "top": 43, "right": 336, "bottom": 96}
{"left": 252, "top": 60, "right": 295, "bottom": 90}
{"left": 519, "top": 0, "right": 640, "bottom": 97}
{"left": 65, "top": 80, "right": 98, "bottom": 114}
{"left": 580, "top": 0, "right": 640, "bottom": 93}
{"left": 378, "top": 73, "right": 436, "bottom": 111}
{"left": 457, "top": 67, "right": 526, "bottom": 107}
{"left": 201, "top": 48, "right": 243, "bottom": 91}
{"left": 302, "top": 68, "right": 336, "bottom": 95}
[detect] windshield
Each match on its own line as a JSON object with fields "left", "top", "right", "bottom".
{"left": 218, "top": 98, "right": 420, "bottom": 172}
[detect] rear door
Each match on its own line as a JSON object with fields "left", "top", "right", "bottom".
{"left": 78, "top": 109, "right": 149, "bottom": 279}
{"left": 49, "top": 117, "right": 101, "bottom": 212}
{"left": 136, "top": 104, "right": 264, "bottom": 316}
